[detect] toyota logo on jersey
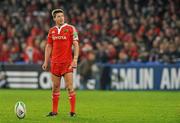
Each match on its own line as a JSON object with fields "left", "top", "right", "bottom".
{"left": 52, "top": 36, "right": 67, "bottom": 40}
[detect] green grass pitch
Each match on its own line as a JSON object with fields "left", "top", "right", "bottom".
{"left": 0, "top": 89, "right": 180, "bottom": 123}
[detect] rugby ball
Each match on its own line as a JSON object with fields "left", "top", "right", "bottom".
{"left": 14, "top": 101, "right": 26, "bottom": 119}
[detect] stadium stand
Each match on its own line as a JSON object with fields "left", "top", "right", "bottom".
{"left": 0, "top": 0, "right": 179, "bottom": 64}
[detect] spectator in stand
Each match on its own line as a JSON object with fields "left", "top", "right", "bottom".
{"left": 79, "top": 50, "right": 96, "bottom": 89}
{"left": 0, "top": 44, "right": 10, "bottom": 62}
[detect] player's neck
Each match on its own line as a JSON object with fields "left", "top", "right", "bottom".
{"left": 56, "top": 23, "right": 65, "bottom": 28}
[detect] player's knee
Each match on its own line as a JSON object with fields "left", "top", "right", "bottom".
{"left": 67, "top": 87, "right": 76, "bottom": 96}
{"left": 52, "top": 85, "right": 60, "bottom": 93}
{"left": 66, "top": 86, "right": 74, "bottom": 93}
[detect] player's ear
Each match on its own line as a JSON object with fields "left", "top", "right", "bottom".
{"left": 53, "top": 16, "right": 56, "bottom": 21}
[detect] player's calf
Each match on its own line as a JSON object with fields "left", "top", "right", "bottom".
{"left": 66, "top": 87, "right": 76, "bottom": 115}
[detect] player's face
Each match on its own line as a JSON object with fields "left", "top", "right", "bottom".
{"left": 54, "top": 12, "right": 64, "bottom": 25}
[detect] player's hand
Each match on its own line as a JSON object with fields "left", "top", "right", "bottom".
{"left": 42, "top": 62, "right": 48, "bottom": 71}
{"left": 69, "top": 59, "right": 77, "bottom": 69}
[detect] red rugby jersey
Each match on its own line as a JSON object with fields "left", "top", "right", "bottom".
{"left": 47, "top": 23, "right": 79, "bottom": 63}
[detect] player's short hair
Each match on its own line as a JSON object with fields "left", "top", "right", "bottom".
{"left": 51, "top": 9, "right": 64, "bottom": 18}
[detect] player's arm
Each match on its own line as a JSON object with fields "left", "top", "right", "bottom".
{"left": 69, "top": 26, "right": 79, "bottom": 69}
{"left": 45, "top": 44, "right": 52, "bottom": 63}
{"left": 42, "top": 30, "right": 53, "bottom": 70}
{"left": 42, "top": 44, "right": 52, "bottom": 70}
{"left": 72, "top": 40, "right": 79, "bottom": 68}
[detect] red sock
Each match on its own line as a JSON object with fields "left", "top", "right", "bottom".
{"left": 68, "top": 91, "right": 76, "bottom": 113}
{"left": 52, "top": 92, "right": 60, "bottom": 113}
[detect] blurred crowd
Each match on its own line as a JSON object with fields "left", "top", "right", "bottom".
{"left": 0, "top": 0, "right": 180, "bottom": 64}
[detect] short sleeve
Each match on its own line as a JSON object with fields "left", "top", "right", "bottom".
{"left": 72, "top": 26, "right": 79, "bottom": 41}
{"left": 47, "top": 30, "right": 53, "bottom": 44}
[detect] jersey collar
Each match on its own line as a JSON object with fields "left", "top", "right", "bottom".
{"left": 55, "top": 23, "right": 67, "bottom": 34}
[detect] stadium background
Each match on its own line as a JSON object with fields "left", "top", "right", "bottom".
{"left": 0, "top": 0, "right": 180, "bottom": 123}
